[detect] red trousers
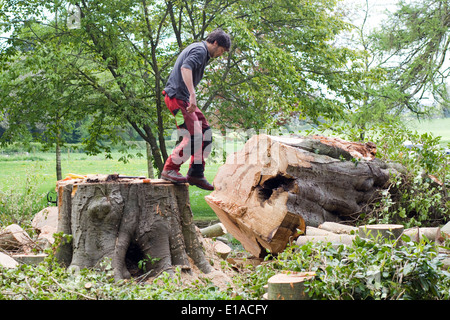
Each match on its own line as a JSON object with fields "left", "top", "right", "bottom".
{"left": 163, "top": 94, "right": 212, "bottom": 177}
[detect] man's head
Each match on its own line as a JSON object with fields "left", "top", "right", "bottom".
{"left": 206, "top": 28, "right": 231, "bottom": 58}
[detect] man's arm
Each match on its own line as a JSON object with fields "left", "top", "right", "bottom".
{"left": 181, "top": 67, "right": 196, "bottom": 113}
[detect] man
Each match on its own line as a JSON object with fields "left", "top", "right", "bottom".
{"left": 161, "top": 29, "right": 231, "bottom": 190}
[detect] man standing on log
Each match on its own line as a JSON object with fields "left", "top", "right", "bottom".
{"left": 161, "top": 29, "right": 231, "bottom": 190}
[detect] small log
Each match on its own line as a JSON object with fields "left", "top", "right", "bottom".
{"left": 31, "top": 206, "right": 58, "bottom": 232}
{"left": 306, "top": 226, "right": 337, "bottom": 236}
{"left": 318, "top": 222, "right": 358, "bottom": 234}
{"left": 296, "top": 234, "right": 356, "bottom": 247}
{"left": 0, "top": 224, "right": 34, "bottom": 252}
{"left": 0, "top": 252, "right": 18, "bottom": 269}
{"left": 267, "top": 272, "right": 315, "bottom": 300}
{"left": 11, "top": 253, "right": 48, "bottom": 265}
{"left": 213, "top": 240, "right": 231, "bottom": 259}
{"left": 200, "top": 223, "right": 227, "bottom": 238}
{"left": 403, "top": 227, "right": 442, "bottom": 243}
{"left": 359, "top": 224, "right": 404, "bottom": 242}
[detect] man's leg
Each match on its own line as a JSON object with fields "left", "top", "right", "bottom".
{"left": 161, "top": 96, "right": 214, "bottom": 190}
{"left": 161, "top": 95, "right": 191, "bottom": 183}
{"left": 185, "top": 108, "right": 214, "bottom": 190}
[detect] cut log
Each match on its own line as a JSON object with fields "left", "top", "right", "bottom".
{"left": 205, "top": 134, "right": 396, "bottom": 257}
{"left": 12, "top": 253, "right": 48, "bottom": 265}
{"left": 358, "top": 224, "right": 404, "bottom": 242}
{"left": 213, "top": 240, "right": 231, "bottom": 259}
{"left": 0, "top": 252, "right": 18, "bottom": 269}
{"left": 305, "top": 226, "right": 335, "bottom": 236}
{"left": 200, "top": 223, "right": 227, "bottom": 238}
{"left": 318, "top": 222, "right": 358, "bottom": 234}
{"left": 267, "top": 272, "right": 315, "bottom": 300}
{"left": 403, "top": 227, "right": 442, "bottom": 243}
{"left": 0, "top": 224, "right": 34, "bottom": 252}
{"left": 31, "top": 206, "right": 58, "bottom": 232}
{"left": 296, "top": 234, "right": 356, "bottom": 246}
{"left": 55, "top": 177, "right": 212, "bottom": 280}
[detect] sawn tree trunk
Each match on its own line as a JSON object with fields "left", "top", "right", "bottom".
{"left": 55, "top": 176, "right": 212, "bottom": 280}
{"left": 206, "top": 134, "right": 400, "bottom": 257}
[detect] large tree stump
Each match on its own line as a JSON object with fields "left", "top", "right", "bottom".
{"left": 205, "top": 134, "right": 398, "bottom": 257}
{"left": 55, "top": 176, "right": 212, "bottom": 280}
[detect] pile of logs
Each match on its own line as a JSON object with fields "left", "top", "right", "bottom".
{"left": 298, "top": 221, "right": 446, "bottom": 246}
{"left": 264, "top": 221, "right": 450, "bottom": 300}
{"left": 0, "top": 206, "right": 63, "bottom": 268}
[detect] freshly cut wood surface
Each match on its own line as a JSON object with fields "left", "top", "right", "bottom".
{"left": 206, "top": 134, "right": 396, "bottom": 257}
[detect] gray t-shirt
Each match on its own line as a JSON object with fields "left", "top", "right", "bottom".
{"left": 164, "top": 41, "right": 211, "bottom": 102}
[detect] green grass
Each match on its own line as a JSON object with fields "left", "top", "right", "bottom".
{"left": 405, "top": 117, "right": 450, "bottom": 147}
{"left": 0, "top": 149, "right": 220, "bottom": 222}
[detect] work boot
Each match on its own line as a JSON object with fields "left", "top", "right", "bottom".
{"left": 186, "top": 175, "right": 214, "bottom": 191}
{"left": 161, "top": 170, "right": 188, "bottom": 184}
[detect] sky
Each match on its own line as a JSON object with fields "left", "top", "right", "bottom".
{"left": 343, "top": 0, "right": 399, "bottom": 28}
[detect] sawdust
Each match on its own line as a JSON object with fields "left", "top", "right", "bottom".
{"left": 178, "top": 237, "right": 236, "bottom": 291}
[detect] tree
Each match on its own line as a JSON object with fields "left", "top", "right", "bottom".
{"left": 1, "top": 0, "right": 371, "bottom": 174}
{"left": 0, "top": 18, "right": 105, "bottom": 180}
{"left": 369, "top": 0, "right": 450, "bottom": 115}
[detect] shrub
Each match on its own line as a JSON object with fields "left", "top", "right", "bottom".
{"left": 314, "top": 122, "right": 450, "bottom": 227}
{"left": 270, "top": 237, "right": 450, "bottom": 300}
{"left": 0, "top": 165, "right": 46, "bottom": 228}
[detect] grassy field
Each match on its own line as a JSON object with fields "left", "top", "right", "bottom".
{"left": 405, "top": 117, "right": 450, "bottom": 147}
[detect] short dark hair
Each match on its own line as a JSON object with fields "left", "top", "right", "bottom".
{"left": 206, "top": 28, "right": 231, "bottom": 51}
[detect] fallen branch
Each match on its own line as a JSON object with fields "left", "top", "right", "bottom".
{"left": 200, "top": 223, "right": 227, "bottom": 238}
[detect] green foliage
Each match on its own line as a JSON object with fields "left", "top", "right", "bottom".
{"left": 0, "top": 0, "right": 377, "bottom": 173}
{"left": 0, "top": 164, "right": 46, "bottom": 228}
{"left": 137, "top": 254, "right": 160, "bottom": 273}
{"left": 368, "top": 0, "right": 450, "bottom": 114}
{"left": 0, "top": 234, "right": 234, "bottom": 300}
{"left": 316, "top": 121, "right": 450, "bottom": 227}
{"left": 269, "top": 237, "right": 450, "bottom": 300}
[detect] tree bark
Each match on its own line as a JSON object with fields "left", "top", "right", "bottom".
{"left": 318, "top": 222, "right": 358, "bottom": 234}
{"left": 267, "top": 272, "right": 316, "bottom": 300}
{"left": 55, "top": 176, "right": 212, "bottom": 280}
{"left": 205, "top": 134, "right": 398, "bottom": 257}
{"left": 403, "top": 227, "right": 442, "bottom": 243}
{"left": 200, "top": 223, "right": 227, "bottom": 238}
